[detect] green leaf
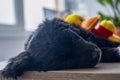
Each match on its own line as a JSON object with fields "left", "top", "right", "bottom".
{"left": 104, "top": 0, "right": 111, "bottom": 5}
{"left": 112, "top": 18, "right": 120, "bottom": 26}
{"left": 115, "top": 0, "right": 120, "bottom": 7}
{"left": 97, "top": 0, "right": 105, "bottom": 6}
{"left": 98, "top": 12, "right": 111, "bottom": 21}
{"left": 97, "top": 0, "right": 120, "bottom": 26}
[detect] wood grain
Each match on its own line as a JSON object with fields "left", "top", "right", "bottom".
{"left": 0, "top": 63, "right": 120, "bottom": 80}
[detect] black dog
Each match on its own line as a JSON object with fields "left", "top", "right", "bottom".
{"left": 2, "top": 18, "right": 120, "bottom": 78}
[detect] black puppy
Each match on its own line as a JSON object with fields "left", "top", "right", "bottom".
{"left": 2, "top": 18, "right": 120, "bottom": 78}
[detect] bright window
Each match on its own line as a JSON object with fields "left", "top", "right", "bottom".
{"left": 24, "top": 0, "right": 55, "bottom": 31}
{"left": 0, "top": 0, "right": 25, "bottom": 37}
{"left": 0, "top": 0, "right": 16, "bottom": 25}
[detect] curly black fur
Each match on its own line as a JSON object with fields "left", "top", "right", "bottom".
{"left": 2, "top": 18, "right": 120, "bottom": 78}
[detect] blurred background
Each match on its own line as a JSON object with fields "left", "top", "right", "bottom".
{"left": 0, "top": 0, "right": 110, "bottom": 61}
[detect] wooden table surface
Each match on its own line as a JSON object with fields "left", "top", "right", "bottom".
{"left": 0, "top": 63, "right": 120, "bottom": 80}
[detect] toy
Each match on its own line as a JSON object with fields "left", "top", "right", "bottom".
{"left": 65, "top": 13, "right": 85, "bottom": 26}
{"left": 2, "top": 18, "right": 120, "bottom": 78}
{"left": 108, "top": 34, "right": 120, "bottom": 42}
{"left": 65, "top": 14, "right": 120, "bottom": 42}
{"left": 65, "top": 14, "right": 100, "bottom": 30}
{"left": 92, "top": 20, "right": 120, "bottom": 42}
{"left": 92, "top": 20, "right": 116, "bottom": 38}
{"left": 81, "top": 15, "right": 100, "bottom": 30}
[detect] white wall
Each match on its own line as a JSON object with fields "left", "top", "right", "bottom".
{"left": 0, "top": 36, "right": 27, "bottom": 61}
{"left": 84, "top": 0, "right": 110, "bottom": 17}
{"left": 0, "top": 0, "right": 15, "bottom": 24}
{"left": 24, "top": 0, "right": 55, "bottom": 31}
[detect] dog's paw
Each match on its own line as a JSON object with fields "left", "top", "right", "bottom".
{"left": 1, "top": 67, "right": 18, "bottom": 78}
{"left": 101, "top": 47, "right": 120, "bottom": 62}
{"left": 1, "top": 63, "right": 23, "bottom": 79}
